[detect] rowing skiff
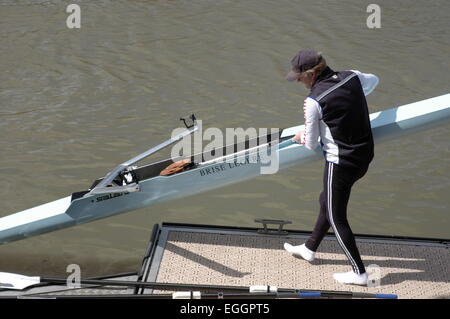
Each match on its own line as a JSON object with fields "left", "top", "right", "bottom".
{"left": 0, "top": 93, "right": 449, "bottom": 244}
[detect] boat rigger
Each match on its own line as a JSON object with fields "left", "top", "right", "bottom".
{"left": 0, "top": 93, "right": 449, "bottom": 244}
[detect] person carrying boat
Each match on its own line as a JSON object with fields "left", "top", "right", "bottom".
{"left": 283, "top": 49, "right": 379, "bottom": 286}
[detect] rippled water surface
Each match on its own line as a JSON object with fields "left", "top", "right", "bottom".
{"left": 0, "top": 0, "right": 449, "bottom": 276}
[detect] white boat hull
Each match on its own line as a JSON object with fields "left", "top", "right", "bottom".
{"left": 1, "top": 93, "right": 449, "bottom": 244}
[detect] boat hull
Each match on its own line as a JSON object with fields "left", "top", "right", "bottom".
{"left": 1, "top": 93, "right": 449, "bottom": 244}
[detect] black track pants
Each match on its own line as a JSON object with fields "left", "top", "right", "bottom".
{"left": 306, "top": 161, "right": 368, "bottom": 274}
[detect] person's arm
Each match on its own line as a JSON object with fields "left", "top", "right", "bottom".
{"left": 350, "top": 70, "right": 379, "bottom": 96}
{"left": 292, "top": 97, "right": 320, "bottom": 150}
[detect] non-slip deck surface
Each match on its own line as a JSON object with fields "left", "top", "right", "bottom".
{"left": 154, "top": 229, "right": 449, "bottom": 299}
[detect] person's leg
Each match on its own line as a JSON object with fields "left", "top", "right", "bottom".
{"left": 327, "top": 163, "right": 369, "bottom": 284}
{"left": 284, "top": 161, "right": 331, "bottom": 261}
{"left": 305, "top": 162, "right": 332, "bottom": 251}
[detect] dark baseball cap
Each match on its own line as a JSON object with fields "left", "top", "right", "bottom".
{"left": 286, "top": 49, "right": 323, "bottom": 81}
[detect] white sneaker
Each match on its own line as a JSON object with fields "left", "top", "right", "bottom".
{"left": 333, "top": 271, "right": 368, "bottom": 286}
{"left": 283, "top": 243, "right": 315, "bottom": 262}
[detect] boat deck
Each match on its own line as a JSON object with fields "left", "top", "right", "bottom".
{"left": 1, "top": 221, "right": 448, "bottom": 299}
{"left": 142, "top": 222, "right": 450, "bottom": 299}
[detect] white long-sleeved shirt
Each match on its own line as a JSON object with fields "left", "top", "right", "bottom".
{"left": 299, "top": 70, "right": 379, "bottom": 150}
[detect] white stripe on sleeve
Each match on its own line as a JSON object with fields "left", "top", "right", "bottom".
{"left": 302, "top": 97, "right": 321, "bottom": 150}
{"left": 350, "top": 70, "right": 379, "bottom": 96}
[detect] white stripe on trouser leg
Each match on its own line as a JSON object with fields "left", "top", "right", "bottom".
{"left": 328, "top": 163, "right": 359, "bottom": 274}
{"left": 327, "top": 162, "right": 360, "bottom": 274}
{"left": 327, "top": 163, "right": 358, "bottom": 273}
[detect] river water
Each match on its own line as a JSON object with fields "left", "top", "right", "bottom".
{"left": 0, "top": 0, "right": 449, "bottom": 277}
